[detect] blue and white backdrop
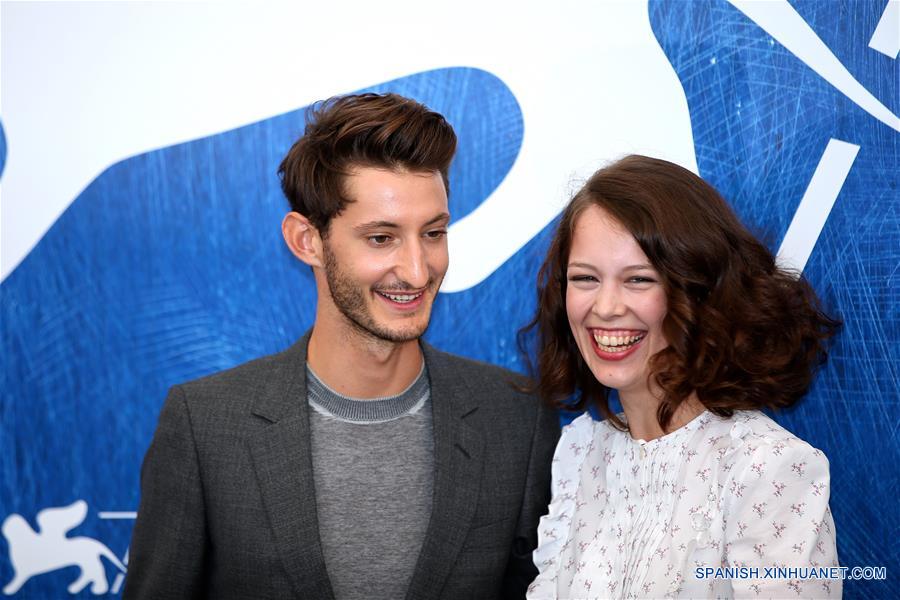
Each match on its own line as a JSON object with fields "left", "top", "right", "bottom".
{"left": 1, "top": 1, "right": 897, "bottom": 597}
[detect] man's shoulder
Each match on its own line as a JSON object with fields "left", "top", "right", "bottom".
{"left": 172, "top": 343, "right": 301, "bottom": 411}
{"left": 184, "top": 348, "right": 292, "bottom": 388}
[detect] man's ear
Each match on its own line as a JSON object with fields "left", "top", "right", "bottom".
{"left": 282, "top": 212, "right": 325, "bottom": 268}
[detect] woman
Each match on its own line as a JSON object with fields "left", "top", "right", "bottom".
{"left": 525, "top": 155, "right": 841, "bottom": 599}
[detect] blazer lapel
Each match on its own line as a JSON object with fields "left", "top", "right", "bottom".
{"left": 406, "top": 343, "right": 485, "bottom": 600}
{"left": 247, "top": 333, "right": 335, "bottom": 600}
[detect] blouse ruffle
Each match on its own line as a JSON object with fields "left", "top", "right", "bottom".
{"left": 530, "top": 412, "right": 596, "bottom": 585}
{"left": 528, "top": 410, "right": 840, "bottom": 599}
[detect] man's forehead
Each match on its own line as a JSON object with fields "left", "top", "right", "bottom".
{"left": 338, "top": 167, "right": 449, "bottom": 226}
{"left": 343, "top": 166, "right": 445, "bottom": 194}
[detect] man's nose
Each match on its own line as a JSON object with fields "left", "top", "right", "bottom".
{"left": 395, "top": 239, "right": 429, "bottom": 289}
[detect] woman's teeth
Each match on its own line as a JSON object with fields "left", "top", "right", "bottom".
{"left": 592, "top": 333, "right": 644, "bottom": 352}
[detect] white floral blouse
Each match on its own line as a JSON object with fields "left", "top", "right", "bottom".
{"left": 528, "top": 410, "right": 840, "bottom": 599}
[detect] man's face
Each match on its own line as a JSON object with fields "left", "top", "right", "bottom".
{"left": 319, "top": 167, "right": 450, "bottom": 343}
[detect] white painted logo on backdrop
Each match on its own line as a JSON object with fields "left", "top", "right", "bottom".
{"left": 0, "top": 1, "right": 699, "bottom": 283}
{"left": 2, "top": 0, "right": 896, "bottom": 287}
{"left": 728, "top": 0, "right": 898, "bottom": 275}
{"left": 2, "top": 501, "right": 130, "bottom": 596}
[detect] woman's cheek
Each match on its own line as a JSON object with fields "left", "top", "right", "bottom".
{"left": 566, "top": 288, "right": 592, "bottom": 322}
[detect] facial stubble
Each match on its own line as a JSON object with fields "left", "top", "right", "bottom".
{"left": 321, "top": 241, "right": 438, "bottom": 344}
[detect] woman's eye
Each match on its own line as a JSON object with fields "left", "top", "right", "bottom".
{"left": 568, "top": 275, "right": 596, "bottom": 283}
{"left": 628, "top": 276, "right": 656, "bottom": 284}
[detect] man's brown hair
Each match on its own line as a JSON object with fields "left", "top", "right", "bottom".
{"left": 278, "top": 93, "right": 457, "bottom": 235}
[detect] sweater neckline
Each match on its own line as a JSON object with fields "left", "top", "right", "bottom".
{"left": 305, "top": 361, "right": 429, "bottom": 423}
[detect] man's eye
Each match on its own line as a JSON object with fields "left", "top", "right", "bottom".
{"left": 368, "top": 235, "right": 392, "bottom": 245}
{"left": 425, "top": 229, "right": 447, "bottom": 240}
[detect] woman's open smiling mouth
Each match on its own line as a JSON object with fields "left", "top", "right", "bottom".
{"left": 588, "top": 328, "right": 646, "bottom": 361}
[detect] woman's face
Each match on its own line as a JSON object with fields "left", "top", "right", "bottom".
{"left": 565, "top": 205, "right": 669, "bottom": 403}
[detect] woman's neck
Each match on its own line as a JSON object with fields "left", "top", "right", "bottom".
{"left": 619, "top": 390, "right": 705, "bottom": 441}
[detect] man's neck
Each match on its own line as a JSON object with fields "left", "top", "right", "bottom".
{"left": 306, "top": 322, "right": 424, "bottom": 399}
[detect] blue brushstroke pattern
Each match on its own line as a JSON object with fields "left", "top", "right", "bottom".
{"left": 650, "top": 1, "right": 899, "bottom": 598}
{"left": 0, "top": 118, "right": 6, "bottom": 178}
{"left": 0, "top": 66, "right": 527, "bottom": 597}
{"left": 3, "top": 1, "right": 898, "bottom": 594}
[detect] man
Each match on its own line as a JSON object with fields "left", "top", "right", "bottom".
{"left": 123, "top": 93, "right": 559, "bottom": 600}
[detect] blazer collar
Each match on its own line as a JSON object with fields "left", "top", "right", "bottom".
{"left": 249, "top": 332, "right": 311, "bottom": 424}
{"left": 248, "top": 332, "right": 486, "bottom": 600}
{"left": 407, "top": 341, "right": 486, "bottom": 599}
{"left": 250, "top": 335, "right": 483, "bottom": 422}
{"left": 247, "top": 330, "right": 335, "bottom": 600}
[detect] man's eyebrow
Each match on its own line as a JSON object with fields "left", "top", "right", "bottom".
{"left": 353, "top": 213, "right": 451, "bottom": 232}
{"left": 423, "top": 213, "right": 451, "bottom": 227}
{"left": 354, "top": 220, "right": 399, "bottom": 232}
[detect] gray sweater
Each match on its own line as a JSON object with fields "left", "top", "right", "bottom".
{"left": 307, "top": 363, "right": 433, "bottom": 600}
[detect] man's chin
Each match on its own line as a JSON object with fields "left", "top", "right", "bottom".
{"left": 371, "top": 320, "right": 430, "bottom": 344}
{"left": 367, "top": 301, "right": 434, "bottom": 341}
{"left": 342, "top": 310, "right": 428, "bottom": 344}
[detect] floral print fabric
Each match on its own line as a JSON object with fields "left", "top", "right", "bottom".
{"left": 528, "top": 411, "right": 840, "bottom": 599}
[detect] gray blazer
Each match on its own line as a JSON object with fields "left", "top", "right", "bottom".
{"left": 123, "top": 334, "right": 559, "bottom": 599}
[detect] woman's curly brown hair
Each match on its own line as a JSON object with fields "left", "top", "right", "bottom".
{"left": 522, "top": 155, "right": 841, "bottom": 431}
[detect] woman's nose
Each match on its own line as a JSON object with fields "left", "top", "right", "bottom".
{"left": 591, "top": 284, "right": 626, "bottom": 319}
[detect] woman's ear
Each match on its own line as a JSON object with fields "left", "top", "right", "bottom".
{"left": 282, "top": 212, "right": 324, "bottom": 268}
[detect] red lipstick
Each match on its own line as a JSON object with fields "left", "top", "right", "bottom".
{"left": 588, "top": 329, "right": 645, "bottom": 361}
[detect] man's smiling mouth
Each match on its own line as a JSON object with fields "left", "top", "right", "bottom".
{"left": 376, "top": 290, "right": 425, "bottom": 304}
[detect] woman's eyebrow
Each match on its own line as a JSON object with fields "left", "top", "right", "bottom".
{"left": 566, "top": 262, "right": 655, "bottom": 271}
{"left": 567, "top": 261, "right": 596, "bottom": 270}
